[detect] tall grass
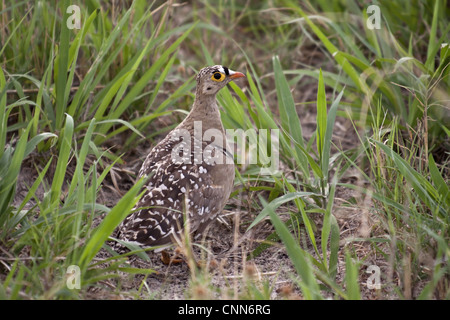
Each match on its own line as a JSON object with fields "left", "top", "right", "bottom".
{"left": 275, "top": 0, "right": 449, "bottom": 299}
{"left": 0, "top": 0, "right": 448, "bottom": 299}
{"left": 214, "top": 0, "right": 448, "bottom": 299}
{"left": 0, "top": 0, "right": 195, "bottom": 298}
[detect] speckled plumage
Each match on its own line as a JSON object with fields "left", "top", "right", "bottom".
{"left": 116, "top": 65, "right": 244, "bottom": 249}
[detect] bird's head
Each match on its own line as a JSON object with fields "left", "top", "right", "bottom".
{"left": 196, "top": 65, "right": 245, "bottom": 95}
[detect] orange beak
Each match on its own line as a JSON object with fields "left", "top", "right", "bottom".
{"left": 229, "top": 72, "right": 245, "bottom": 80}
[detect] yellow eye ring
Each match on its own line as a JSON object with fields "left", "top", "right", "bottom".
{"left": 211, "top": 72, "right": 225, "bottom": 82}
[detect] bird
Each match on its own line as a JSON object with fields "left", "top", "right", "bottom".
{"left": 116, "top": 65, "right": 245, "bottom": 257}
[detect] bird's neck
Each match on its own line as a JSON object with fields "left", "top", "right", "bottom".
{"left": 184, "top": 94, "right": 224, "bottom": 131}
{"left": 174, "top": 92, "right": 230, "bottom": 155}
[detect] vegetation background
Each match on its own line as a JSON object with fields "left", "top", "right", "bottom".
{"left": 0, "top": 0, "right": 448, "bottom": 299}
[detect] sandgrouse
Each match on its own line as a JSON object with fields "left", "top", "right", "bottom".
{"left": 116, "top": 65, "right": 245, "bottom": 252}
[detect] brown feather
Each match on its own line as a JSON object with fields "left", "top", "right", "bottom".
{"left": 116, "top": 65, "right": 241, "bottom": 249}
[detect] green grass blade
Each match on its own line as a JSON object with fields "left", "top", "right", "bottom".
{"left": 425, "top": 0, "right": 439, "bottom": 71}
{"left": 329, "top": 214, "right": 340, "bottom": 279}
{"left": 24, "top": 133, "right": 57, "bottom": 158}
{"left": 321, "top": 89, "right": 344, "bottom": 179}
{"left": 316, "top": 69, "right": 327, "bottom": 160}
{"left": 68, "top": 119, "right": 96, "bottom": 196}
{"left": 92, "top": 71, "right": 134, "bottom": 121}
{"left": 50, "top": 114, "right": 74, "bottom": 209}
{"left": 0, "top": 7, "right": 30, "bottom": 58}
{"left": 145, "top": 53, "right": 177, "bottom": 113}
{"left": 279, "top": 126, "right": 323, "bottom": 179}
{"left": 265, "top": 196, "right": 322, "bottom": 299}
{"left": 54, "top": 0, "right": 71, "bottom": 130}
{"left": 373, "top": 140, "right": 443, "bottom": 217}
{"left": 16, "top": 157, "right": 52, "bottom": 214}
{"left": 94, "top": 23, "right": 197, "bottom": 144}
{"left": 0, "top": 123, "right": 31, "bottom": 212}
{"left": 78, "top": 177, "right": 146, "bottom": 271}
{"left": 0, "top": 67, "right": 7, "bottom": 157}
{"left": 285, "top": 180, "right": 320, "bottom": 257}
{"left": 345, "top": 251, "right": 361, "bottom": 300}
{"left": 288, "top": 3, "right": 367, "bottom": 94}
{"left": 247, "top": 191, "right": 315, "bottom": 231}
{"left": 273, "top": 55, "right": 309, "bottom": 177}
{"left": 428, "top": 154, "right": 450, "bottom": 208}
{"left": 67, "top": 3, "right": 136, "bottom": 117}
{"left": 321, "top": 174, "right": 338, "bottom": 276}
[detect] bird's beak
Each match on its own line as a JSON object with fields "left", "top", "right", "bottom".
{"left": 228, "top": 70, "right": 245, "bottom": 80}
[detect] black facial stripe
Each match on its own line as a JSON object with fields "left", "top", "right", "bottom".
{"left": 223, "top": 66, "right": 229, "bottom": 75}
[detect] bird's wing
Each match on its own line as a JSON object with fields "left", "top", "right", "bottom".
{"left": 118, "top": 135, "right": 225, "bottom": 247}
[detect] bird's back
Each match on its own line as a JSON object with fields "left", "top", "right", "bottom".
{"left": 117, "top": 125, "right": 235, "bottom": 248}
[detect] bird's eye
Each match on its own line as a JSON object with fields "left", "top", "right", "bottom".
{"left": 211, "top": 72, "right": 225, "bottom": 82}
